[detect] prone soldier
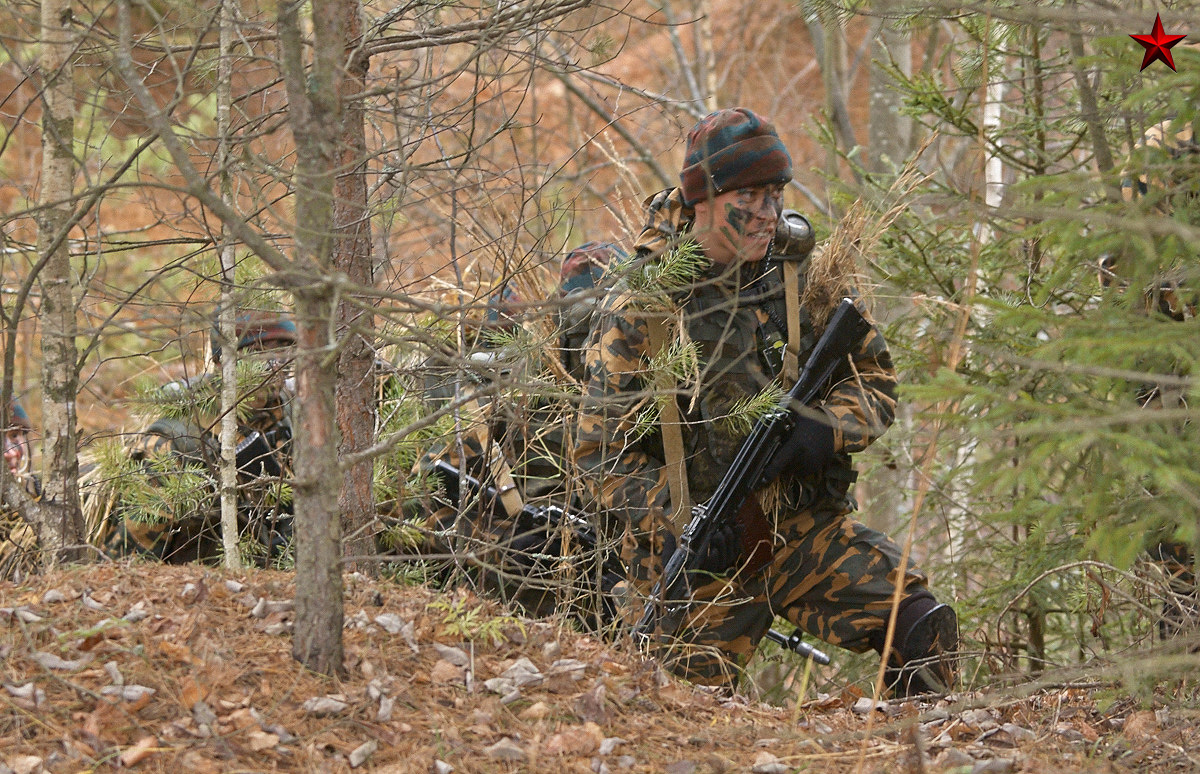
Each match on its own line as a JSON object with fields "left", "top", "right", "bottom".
{"left": 408, "top": 243, "right": 625, "bottom": 619}
{"left": 96, "top": 310, "right": 297, "bottom": 564}
{"left": 0, "top": 398, "right": 41, "bottom": 581}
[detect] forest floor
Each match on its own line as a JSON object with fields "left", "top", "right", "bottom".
{"left": 1, "top": 562, "right": 1197, "bottom": 774}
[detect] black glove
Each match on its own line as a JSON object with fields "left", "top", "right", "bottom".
{"left": 693, "top": 522, "right": 741, "bottom": 576}
{"left": 757, "top": 412, "right": 836, "bottom": 488}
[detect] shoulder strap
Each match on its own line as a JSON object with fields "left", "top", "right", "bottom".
{"left": 782, "top": 261, "right": 802, "bottom": 384}
{"left": 644, "top": 314, "right": 691, "bottom": 530}
{"left": 461, "top": 397, "right": 525, "bottom": 519}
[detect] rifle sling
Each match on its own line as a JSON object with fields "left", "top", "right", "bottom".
{"left": 782, "top": 260, "right": 801, "bottom": 384}
{"left": 462, "top": 397, "right": 524, "bottom": 519}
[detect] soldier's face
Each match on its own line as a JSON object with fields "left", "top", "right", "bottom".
{"left": 692, "top": 183, "right": 785, "bottom": 266}
{"left": 4, "top": 428, "right": 28, "bottom": 476}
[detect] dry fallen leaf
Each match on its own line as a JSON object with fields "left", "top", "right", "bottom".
{"left": 1123, "top": 710, "right": 1158, "bottom": 741}
{"left": 544, "top": 725, "right": 600, "bottom": 757}
{"left": 179, "top": 676, "right": 207, "bottom": 708}
{"left": 429, "top": 659, "right": 466, "bottom": 684}
{"left": 247, "top": 730, "right": 280, "bottom": 751}
{"left": 118, "top": 735, "right": 158, "bottom": 767}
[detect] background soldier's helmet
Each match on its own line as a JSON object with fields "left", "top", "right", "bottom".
{"left": 484, "top": 286, "right": 523, "bottom": 334}
{"left": 5, "top": 398, "right": 32, "bottom": 477}
{"left": 6, "top": 399, "right": 31, "bottom": 433}
{"left": 210, "top": 310, "right": 298, "bottom": 363}
{"left": 559, "top": 241, "right": 624, "bottom": 297}
{"left": 558, "top": 241, "right": 627, "bottom": 379}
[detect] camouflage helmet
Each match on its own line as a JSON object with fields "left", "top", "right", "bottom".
{"left": 211, "top": 309, "right": 298, "bottom": 363}
{"left": 484, "top": 286, "right": 522, "bottom": 332}
{"left": 559, "top": 241, "right": 626, "bottom": 296}
{"left": 6, "top": 398, "right": 30, "bottom": 432}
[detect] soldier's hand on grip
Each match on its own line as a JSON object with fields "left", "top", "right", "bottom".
{"left": 757, "top": 412, "right": 835, "bottom": 488}
{"left": 693, "top": 521, "right": 741, "bottom": 576}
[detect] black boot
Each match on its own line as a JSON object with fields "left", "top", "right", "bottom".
{"left": 877, "top": 590, "right": 959, "bottom": 697}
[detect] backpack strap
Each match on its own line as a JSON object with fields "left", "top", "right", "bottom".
{"left": 645, "top": 313, "right": 691, "bottom": 531}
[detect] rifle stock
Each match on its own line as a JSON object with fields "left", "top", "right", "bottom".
{"left": 634, "top": 298, "right": 873, "bottom": 642}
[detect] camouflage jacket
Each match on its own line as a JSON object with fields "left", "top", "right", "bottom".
{"left": 97, "top": 367, "right": 294, "bottom": 561}
{"left": 573, "top": 189, "right": 898, "bottom": 553}
{"left": 0, "top": 474, "right": 41, "bottom": 581}
{"left": 1116, "top": 117, "right": 1199, "bottom": 323}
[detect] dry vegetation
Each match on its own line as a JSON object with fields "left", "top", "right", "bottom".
{"left": 2, "top": 562, "right": 1198, "bottom": 774}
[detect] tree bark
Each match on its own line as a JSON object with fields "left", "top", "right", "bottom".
{"left": 36, "top": 0, "right": 85, "bottom": 567}
{"left": 280, "top": 0, "right": 347, "bottom": 676}
{"left": 805, "top": 1, "right": 860, "bottom": 191}
{"left": 291, "top": 289, "right": 345, "bottom": 676}
{"left": 334, "top": 5, "right": 377, "bottom": 573}
{"left": 217, "top": 0, "right": 242, "bottom": 570}
{"left": 869, "top": 17, "right": 911, "bottom": 172}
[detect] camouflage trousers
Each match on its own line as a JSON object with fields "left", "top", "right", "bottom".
{"left": 1147, "top": 540, "right": 1199, "bottom": 640}
{"left": 637, "top": 498, "right": 929, "bottom": 688}
{"left": 0, "top": 508, "right": 38, "bottom": 581}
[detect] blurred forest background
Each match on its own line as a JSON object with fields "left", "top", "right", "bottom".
{"left": 2, "top": 0, "right": 1198, "bottom": 696}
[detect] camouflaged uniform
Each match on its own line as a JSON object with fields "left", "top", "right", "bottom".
{"left": 558, "top": 242, "right": 628, "bottom": 382}
{"left": 0, "top": 399, "right": 40, "bottom": 580}
{"left": 411, "top": 245, "right": 625, "bottom": 618}
{"left": 1116, "top": 117, "right": 1200, "bottom": 635}
{"left": 574, "top": 188, "right": 935, "bottom": 688}
{"left": 101, "top": 314, "right": 296, "bottom": 563}
{"left": 1112, "top": 117, "right": 1199, "bottom": 333}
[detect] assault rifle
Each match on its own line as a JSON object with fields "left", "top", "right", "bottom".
{"left": 424, "top": 458, "right": 625, "bottom": 593}
{"left": 634, "top": 298, "right": 873, "bottom": 644}
{"left": 425, "top": 459, "right": 834, "bottom": 663}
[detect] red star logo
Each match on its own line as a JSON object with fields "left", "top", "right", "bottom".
{"left": 1130, "top": 14, "right": 1187, "bottom": 71}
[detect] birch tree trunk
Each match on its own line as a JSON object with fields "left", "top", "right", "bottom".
{"left": 36, "top": 0, "right": 85, "bottom": 566}
{"left": 217, "top": 0, "right": 242, "bottom": 570}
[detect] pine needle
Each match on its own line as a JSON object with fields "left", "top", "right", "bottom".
{"left": 615, "top": 238, "right": 707, "bottom": 300}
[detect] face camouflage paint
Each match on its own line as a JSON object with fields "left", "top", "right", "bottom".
{"left": 695, "top": 183, "right": 785, "bottom": 265}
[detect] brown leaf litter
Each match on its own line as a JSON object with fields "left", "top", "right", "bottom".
{"left": 1, "top": 562, "right": 1197, "bottom": 773}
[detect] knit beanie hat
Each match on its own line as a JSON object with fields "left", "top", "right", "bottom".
{"left": 679, "top": 108, "right": 792, "bottom": 206}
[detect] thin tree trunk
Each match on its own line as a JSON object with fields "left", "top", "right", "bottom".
{"left": 37, "top": 0, "right": 84, "bottom": 566}
{"left": 217, "top": 0, "right": 242, "bottom": 570}
{"left": 805, "top": 2, "right": 860, "bottom": 191}
{"left": 334, "top": 5, "right": 377, "bottom": 573}
{"left": 281, "top": 0, "right": 346, "bottom": 676}
{"left": 869, "top": 17, "right": 910, "bottom": 173}
{"left": 291, "top": 290, "right": 344, "bottom": 675}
